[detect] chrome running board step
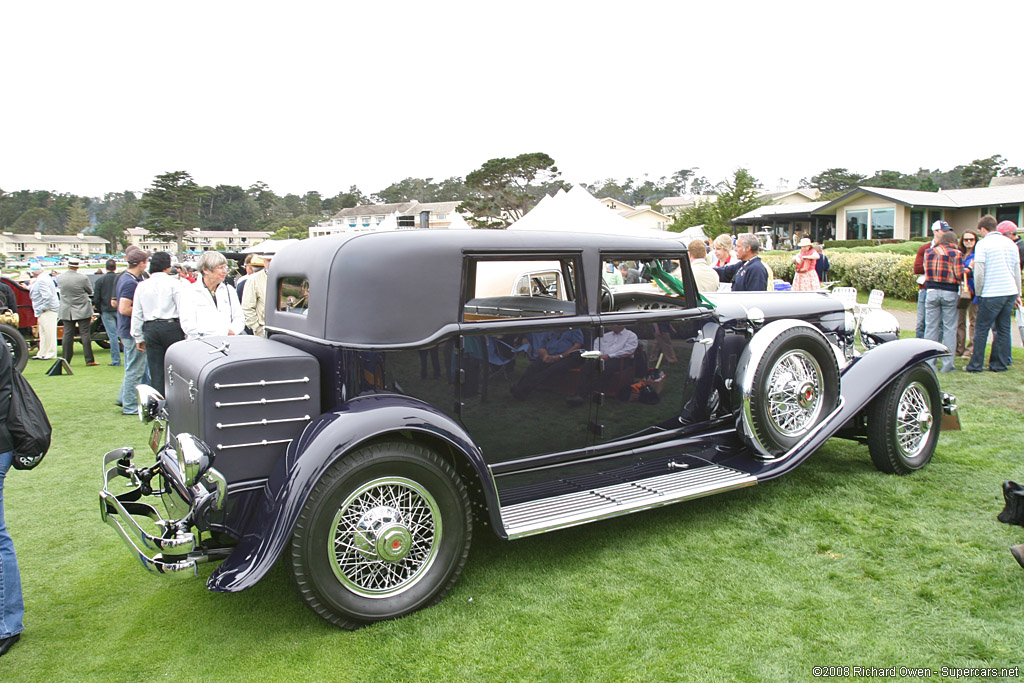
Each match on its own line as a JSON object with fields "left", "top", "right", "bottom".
{"left": 501, "top": 465, "right": 756, "bottom": 539}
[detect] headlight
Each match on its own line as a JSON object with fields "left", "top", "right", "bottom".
{"left": 859, "top": 310, "right": 900, "bottom": 349}
{"left": 844, "top": 311, "right": 856, "bottom": 336}
{"left": 136, "top": 385, "right": 165, "bottom": 423}
{"left": 175, "top": 433, "right": 216, "bottom": 487}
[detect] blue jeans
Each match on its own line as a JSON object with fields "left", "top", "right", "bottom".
{"left": 119, "top": 337, "right": 149, "bottom": 414}
{"left": 101, "top": 311, "right": 120, "bottom": 366}
{"left": 915, "top": 289, "right": 927, "bottom": 338}
{"left": 966, "top": 295, "right": 1016, "bottom": 372}
{"left": 0, "top": 449, "right": 24, "bottom": 639}
{"left": 924, "top": 289, "right": 959, "bottom": 372}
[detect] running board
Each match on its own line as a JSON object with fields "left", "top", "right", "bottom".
{"left": 500, "top": 465, "right": 757, "bottom": 539}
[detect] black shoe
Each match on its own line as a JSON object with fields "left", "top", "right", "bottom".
{"left": 114, "top": 400, "right": 122, "bottom": 407}
{"left": 1011, "top": 545, "right": 1024, "bottom": 569}
{"left": 0, "top": 633, "right": 20, "bottom": 657}
{"left": 997, "top": 481, "right": 1024, "bottom": 526}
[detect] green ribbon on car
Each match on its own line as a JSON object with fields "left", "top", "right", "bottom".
{"left": 645, "top": 260, "right": 716, "bottom": 309}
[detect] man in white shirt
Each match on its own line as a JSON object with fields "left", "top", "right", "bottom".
{"left": 130, "top": 252, "right": 185, "bottom": 393}
{"left": 567, "top": 325, "right": 639, "bottom": 406}
{"left": 179, "top": 251, "right": 245, "bottom": 340}
{"left": 965, "top": 216, "right": 1022, "bottom": 373}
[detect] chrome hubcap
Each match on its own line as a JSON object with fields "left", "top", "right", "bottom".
{"left": 766, "top": 350, "right": 824, "bottom": 437}
{"left": 895, "top": 381, "right": 932, "bottom": 458}
{"left": 330, "top": 477, "right": 441, "bottom": 598}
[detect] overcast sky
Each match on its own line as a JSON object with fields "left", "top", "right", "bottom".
{"left": 2, "top": 0, "right": 1022, "bottom": 199}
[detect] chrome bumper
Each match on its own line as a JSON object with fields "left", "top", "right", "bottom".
{"left": 941, "top": 392, "right": 960, "bottom": 431}
{"left": 99, "top": 446, "right": 225, "bottom": 577}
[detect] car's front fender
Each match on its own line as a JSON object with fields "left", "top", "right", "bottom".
{"left": 206, "top": 393, "right": 489, "bottom": 592}
{"left": 723, "top": 338, "right": 950, "bottom": 480}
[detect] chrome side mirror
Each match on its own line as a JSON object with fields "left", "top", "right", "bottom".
{"left": 136, "top": 385, "right": 166, "bottom": 423}
{"left": 859, "top": 310, "right": 900, "bottom": 349}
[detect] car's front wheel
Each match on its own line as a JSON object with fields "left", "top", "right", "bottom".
{"left": 289, "top": 441, "right": 472, "bottom": 629}
{"left": 867, "top": 363, "right": 940, "bottom": 474}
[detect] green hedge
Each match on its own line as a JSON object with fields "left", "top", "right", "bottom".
{"left": 762, "top": 252, "right": 918, "bottom": 300}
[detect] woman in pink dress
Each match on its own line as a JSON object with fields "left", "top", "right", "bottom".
{"left": 791, "top": 237, "right": 821, "bottom": 291}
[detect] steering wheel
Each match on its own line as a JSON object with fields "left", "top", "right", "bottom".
{"left": 600, "top": 282, "right": 615, "bottom": 312}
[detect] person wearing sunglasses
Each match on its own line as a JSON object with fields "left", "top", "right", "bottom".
{"left": 957, "top": 230, "right": 979, "bottom": 357}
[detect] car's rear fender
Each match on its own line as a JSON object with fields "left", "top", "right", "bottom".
{"left": 205, "top": 393, "right": 491, "bottom": 593}
{"left": 723, "top": 338, "right": 950, "bottom": 480}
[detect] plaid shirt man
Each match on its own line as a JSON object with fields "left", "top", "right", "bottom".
{"left": 924, "top": 242, "right": 964, "bottom": 290}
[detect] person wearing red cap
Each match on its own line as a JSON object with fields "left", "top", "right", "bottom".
{"left": 966, "top": 216, "right": 1022, "bottom": 372}
{"left": 997, "top": 220, "right": 1024, "bottom": 271}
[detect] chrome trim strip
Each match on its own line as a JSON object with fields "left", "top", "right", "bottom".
{"left": 214, "top": 377, "right": 310, "bottom": 389}
{"left": 216, "top": 438, "right": 293, "bottom": 450}
{"left": 216, "top": 415, "right": 311, "bottom": 429}
{"left": 214, "top": 395, "right": 310, "bottom": 408}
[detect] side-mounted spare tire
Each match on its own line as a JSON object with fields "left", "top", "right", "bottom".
{"left": 289, "top": 440, "right": 472, "bottom": 629}
{"left": 866, "top": 362, "right": 940, "bottom": 474}
{"left": 0, "top": 323, "right": 29, "bottom": 372}
{"left": 738, "top": 322, "right": 840, "bottom": 458}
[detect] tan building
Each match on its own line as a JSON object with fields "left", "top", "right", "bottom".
{"left": 818, "top": 183, "right": 1024, "bottom": 240}
{"left": 311, "top": 201, "right": 466, "bottom": 237}
{"left": 125, "top": 227, "right": 272, "bottom": 253}
{"left": 597, "top": 198, "right": 672, "bottom": 231}
{"left": 0, "top": 232, "right": 109, "bottom": 262}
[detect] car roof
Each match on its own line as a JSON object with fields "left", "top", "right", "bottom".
{"left": 266, "top": 229, "right": 691, "bottom": 347}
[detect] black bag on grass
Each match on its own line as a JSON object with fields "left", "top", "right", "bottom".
{"left": 8, "top": 369, "right": 51, "bottom": 471}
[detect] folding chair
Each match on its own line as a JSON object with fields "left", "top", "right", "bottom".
{"left": 832, "top": 286, "right": 857, "bottom": 308}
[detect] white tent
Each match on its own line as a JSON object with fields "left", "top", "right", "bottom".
{"left": 508, "top": 184, "right": 684, "bottom": 240}
{"left": 239, "top": 238, "right": 300, "bottom": 254}
{"left": 679, "top": 225, "right": 707, "bottom": 243}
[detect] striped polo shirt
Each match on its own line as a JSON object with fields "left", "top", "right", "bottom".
{"left": 974, "top": 232, "right": 1021, "bottom": 297}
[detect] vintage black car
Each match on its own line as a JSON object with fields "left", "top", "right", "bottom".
{"left": 100, "top": 230, "right": 958, "bottom": 629}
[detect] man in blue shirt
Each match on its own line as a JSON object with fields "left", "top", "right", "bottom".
{"left": 510, "top": 328, "right": 584, "bottom": 399}
{"left": 714, "top": 233, "right": 768, "bottom": 292}
{"left": 116, "top": 246, "right": 150, "bottom": 415}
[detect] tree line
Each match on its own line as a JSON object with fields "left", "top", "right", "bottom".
{"left": 0, "top": 153, "right": 1018, "bottom": 251}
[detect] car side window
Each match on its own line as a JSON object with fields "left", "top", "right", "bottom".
{"left": 277, "top": 277, "right": 309, "bottom": 314}
{"left": 600, "top": 255, "right": 690, "bottom": 312}
{"left": 463, "top": 258, "right": 578, "bottom": 321}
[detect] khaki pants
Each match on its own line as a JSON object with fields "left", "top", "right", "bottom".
{"left": 36, "top": 309, "right": 58, "bottom": 359}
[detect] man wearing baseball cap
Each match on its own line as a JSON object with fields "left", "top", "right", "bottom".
{"left": 913, "top": 221, "right": 951, "bottom": 337}
{"left": 997, "top": 220, "right": 1024, "bottom": 271}
{"left": 966, "top": 215, "right": 1021, "bottom": 372}
{"left": 56, "top": 257, "right": 98, "bottom": 366}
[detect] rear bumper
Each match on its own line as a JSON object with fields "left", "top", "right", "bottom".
{"left": 99, "top": 446, "right": 225, "bottom": 577}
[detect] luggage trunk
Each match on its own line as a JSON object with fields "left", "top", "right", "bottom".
{"left": 164, "top": 336, "right": 321, "bottom": 483}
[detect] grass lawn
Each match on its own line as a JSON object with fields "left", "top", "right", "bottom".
{"left": 3, "top": 341, "right": 1024, "bottom": 681}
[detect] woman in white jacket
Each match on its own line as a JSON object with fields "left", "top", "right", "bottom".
{"left": 179, "top": 251, "right": 245, "bottom": 340}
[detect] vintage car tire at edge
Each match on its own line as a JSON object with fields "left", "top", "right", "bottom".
{"left": 99, "top": 229, "right": 960, "bottom": 629}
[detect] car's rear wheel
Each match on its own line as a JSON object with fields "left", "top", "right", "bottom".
{"left": 743, "top": 326, "right": 840, "bottom": 457}
{"left": 867, "top": 363, "right": 940, "bottom": 474}
{"left": 0, "top": 323, "right": 29, "bottom": 372}
{"left": 289, "top": 441, "right": 472, "bottom": 629}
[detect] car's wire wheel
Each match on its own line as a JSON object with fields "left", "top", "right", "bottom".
{"left": 893, "top": 381, "right": 932, "bottom": 458}
{"left": 329, "top": 476, "right": 441, "bottom": 598}
{"left": 741, "top": 325, "right": 840, "bottom": 457}
{"left": 765, "top": 350, "right": 825, "bottom": 437}
{"left": 867, "top": 364, "right": 940, "bottom": 474}
{"left": 289, "top": 441, "right": 472, "bottom": 629}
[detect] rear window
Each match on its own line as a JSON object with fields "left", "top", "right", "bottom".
{"left": 277, "top": 277, "right": 309, "bottom": 314}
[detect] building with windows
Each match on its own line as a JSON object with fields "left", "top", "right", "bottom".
{"left": 0, "top": 231, "right": 109, "bottom": 262}
{"left": 125, "top": 227, "right": 272, "bottom": 254}
{"left": 310, "top": 201, "right": 466, "bottom": 237}
{"left": 817, "top": 182, "right": 1024, "bottom": 240}
{"left": 597, "top": 198, "right": 672, "bottom": 231}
